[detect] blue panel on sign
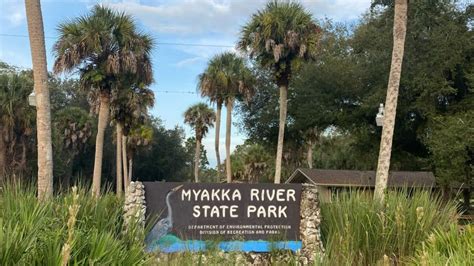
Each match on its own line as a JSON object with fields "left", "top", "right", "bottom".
{"left": 146, "top": 236, "right": 302, "bottom": 253}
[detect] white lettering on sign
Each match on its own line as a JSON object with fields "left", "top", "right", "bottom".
{"left": 183, "top": 188, "right": 294, "bottom": 218}
{"left": 193, "top": 205, "right": 239, "bottom": 218}
{"left": 250, "top": 189, "right": 296, "bottom": 202}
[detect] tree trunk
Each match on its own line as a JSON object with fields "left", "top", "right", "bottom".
{"left": 128, "top": 158, "right": 133, "bottom": 183}
{"left": 194, "top": 137, "right": 201, "bottom": 182}
{"left": 225, "top": 100, "right": 233, "bottom": 183}
{"left": 215, "top": 102, "right": 222, "bottom": 182}
{"left": 91, "top": 94, "right": 110, "bottom": 198}
{"left": 0, "top": 127, "right": 6, "bottom": 182}
{"left": 374, "top": 0, "right": 408, "bottom": 202}
{"left": 307, "top": 140, "right": 313, "bottom": 169}
{"left": 274, "top": 83, "right": 288, "bottom": 184}
{"left": 122, "top": 135, "right": 128, "bottom": 192}
{"left": 116, "top": 124, "right": 123, "bottom": 196}
{"left": 20, "top": 137, "right": 27, "bottom": 172}
{"left": 25, "top": 0, "right": 53, "bottom": 200}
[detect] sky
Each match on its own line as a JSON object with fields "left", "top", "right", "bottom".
{"left": 0, "top": 0, "right": 371, "bottom": 166}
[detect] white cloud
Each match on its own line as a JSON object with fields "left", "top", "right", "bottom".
{"left": 107, "top": 0, "right": 370, "bottom": 67}
{"left": 1, "top": 1, "right": 26, "bottom": 27}
{"left": 106, "top": 0, "right": 259, "bottom": 35}
{"left": 302, "top": 0, "right": 371, "bottom": 21}
{"left": 174, "top": 56, "right": 203, "bottom": 67}
{"left": 107, "top": 0, "right": 371, "bottom": 36}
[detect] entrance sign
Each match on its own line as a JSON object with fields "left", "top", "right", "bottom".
{"left": 143, "top": 182, "right": 302, "bottom": 253}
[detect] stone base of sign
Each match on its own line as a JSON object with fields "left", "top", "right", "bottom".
{"left": 123, "top": 181, "right": 146, "bottom": 232}
{"left": 123, "top": 182, "right": 324, "bottom": 265}
{"left": 299, "top": 183, "right": 325, "bottom": 264}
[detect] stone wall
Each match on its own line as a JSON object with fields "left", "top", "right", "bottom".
{"left": 123, "top": 181, "right": 146, "bottom": 232}
{"left": 123, "top": 182, "right": 324, "bottom": 265}
{"left": 299, "top": 183, "right": 325, "bottom": 264}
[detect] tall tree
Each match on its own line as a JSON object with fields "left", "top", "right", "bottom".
{"left": 238, "top": 1, "right": 321, "bottom": 183}
{"left": 184, "top": 103, "right": 215, "bottom": 182}
{"left": 374, "top": 0, "right": 408, "bottom": 201}
{"left": 53, "top": 6, "right": 153, "bottom": 197}
{"left": 25, "top": 0, "right": 53, "bottom": 199}
{"left": 198, "top": 63, "right": 224, "bottom": 181}
{"left": 111, "top": 85, "right": 154, "bottom": 191}
{"left": 199, "top": 52, "right": 253, "bottom": 183}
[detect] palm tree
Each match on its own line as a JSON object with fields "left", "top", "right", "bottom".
{"left": 111, "top": 85, "right": 154, "bottom": 192}
{"left": 25, "top": 0, "right": 53, "bottom": 199}
{"left": 198, "top": 60, "right": 225, "bottom": 182}
{"left": 374, "top": 0, "right": 408, "bottom": 202}
{"left": 198, "top": 52, "right": 253, "bottom": 183}
{"left": 238, "top": 1, "right": 321, "bottom": 183}
{"left": 125, "top": 124, "right": 153, "bottom": 183}
{"left": 184, "top": 103, "right": 215, "bottom": 182}
{"left": 53, "top": 6, "right": 153, "bottom": 197}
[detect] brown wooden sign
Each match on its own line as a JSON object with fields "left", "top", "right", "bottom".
{"left": 143, "top": 182, "right": 302, "bottom": 252}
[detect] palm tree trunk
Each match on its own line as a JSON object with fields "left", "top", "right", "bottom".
{"left": 274, "top": 83, "right": 288, "bottom": 184}
{"left": 374, "top": 0, "right": 408, "bottom": 202}
{"left": 307, "top": 140, "right": 313, "bottom": 169}
{"left": 225, "top": 100, "right": 233, "bottom": 183}
{"left": 215, "top": 103, "right": 222, "bottom": 182}
{"left": 194, "top": 137, "right": 201, "bottom": 182}
{"left": 122, "top": 135, "right": 128, "bottom": 191}
{"left": 0, "top": 127, "right": 6, "bottom": 182}
{"left": 25, "top": 0, "right": 53, "bottom": 200}
{"left": 91, "top": 94, "right": 110, "bottom": 197}
{"left": 116, "top": 124, "right": 123, "bottom": 196}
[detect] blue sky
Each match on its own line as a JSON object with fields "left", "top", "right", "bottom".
{"left": 0, "top": 0, "right": 370, "bottom": 166}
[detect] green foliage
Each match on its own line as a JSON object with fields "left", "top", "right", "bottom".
{"left": 52, "top": 107, "right": 95, "bottom": 185}
{"left": 410, "top": 225, "right": 474, "bottom": 265}
{"left": 0, "top": 64, "right": 36, "bottom": 176}
{"left": 425, "top": 111, "right": 474, "bottom": 186}
{"left": 184, "top": 103, "right": 216, "bottom": 140}
{"left": 0, "top": 183, "right": 149, "bottom": 265}
{"left": 230, "top": 143, "right": 273, "bottom": 183}
{"left": 54, "top": 5, "right": 154, "bottom": 94}
{"left": 133, "top": 119, "right": 190, "bottom": 182}
{"left": 198, "top": 52, "right": 254, "bottom": 105}
{"left": 320, "top": 190, "right": 458, "bottom": 265}
{"left": 238, "top": 0, "right": 321, "bottom": 82}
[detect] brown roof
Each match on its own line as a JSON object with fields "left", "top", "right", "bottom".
{"left": 286, "top": 168, "right": 435, "bottom": 188}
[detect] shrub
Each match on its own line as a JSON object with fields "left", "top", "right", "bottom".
{"left": 0, "top": 183, "right": 149, "bottom": 265}
{"left": 320, "top": 190, "right": 458, "bottom": 265}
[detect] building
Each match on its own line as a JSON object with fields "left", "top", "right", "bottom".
{"left": 286, "top": 168, "right": 436, "bottom": 202}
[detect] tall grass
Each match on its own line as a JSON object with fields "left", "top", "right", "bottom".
{"left": 320, "top": 190, "right": 458, "bottom": 265}
{"left": 0, "top": 183, "right": 149, "bottom": 265}
{"left": 410, "top": 225, "right": 473, "bottom": 266}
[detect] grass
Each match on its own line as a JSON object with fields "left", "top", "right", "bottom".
{"left": 0, "top": 183, "right": 149, "bottom": 265}
{"left": 320, "top": 190, "right": 459, "bottom": 265}
{"left": 410, "top": 224, "right": 473, "bottom": 266}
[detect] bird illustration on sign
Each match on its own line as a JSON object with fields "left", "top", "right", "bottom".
{"left": 145, "top": 184, "right": 183, "bottom": 249}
